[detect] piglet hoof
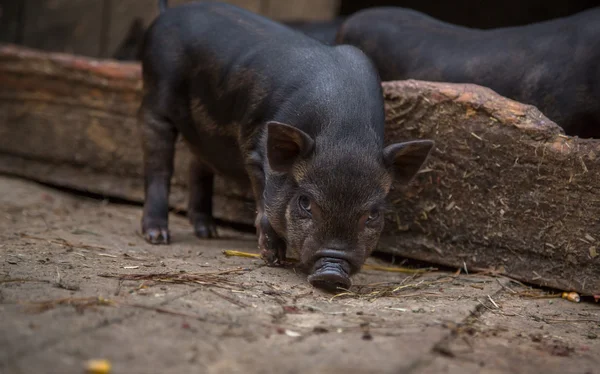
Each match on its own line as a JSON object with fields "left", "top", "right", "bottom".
{"left": 143, "top": 227, "right": 170, "bottom": 245}
{"left": 192, "top": 217, "right": 219, "bottom": 239}
{"left": 260, "top": 246, "right": 286, "bottom": 266}
{"left": 260, "top": 247, "right": 277, "bottom": 265}
{"left": 258, "top": 231, "right": 286, "bottom": 266}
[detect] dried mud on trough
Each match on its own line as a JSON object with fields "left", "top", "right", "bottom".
{"left": 0, "top": 45, "right": 599, "bottom": 373}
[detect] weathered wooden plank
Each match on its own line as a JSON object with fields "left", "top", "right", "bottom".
{"left": 0, "top": 44, "right": 255, "bottom": 224}
{"left": 0, "top": 44, "right": 598, "bottom": 296}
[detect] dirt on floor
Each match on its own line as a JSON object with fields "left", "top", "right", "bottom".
{"left": 0, "top": 175, "right": 598, "bottom": 374}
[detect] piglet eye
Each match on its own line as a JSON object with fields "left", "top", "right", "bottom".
{"left": 298, "top": 195, "right": 312, "bottom": 214}
{"left": 367, "top": 209, "right": 380, "bottom": 222}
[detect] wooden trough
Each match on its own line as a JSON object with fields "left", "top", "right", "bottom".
{"left": 0, "top": 44, "right": 598, "bottom": 296}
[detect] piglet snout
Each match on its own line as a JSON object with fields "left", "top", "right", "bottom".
{"left": 307, "top": 256, "right": 352, "bottom": 293}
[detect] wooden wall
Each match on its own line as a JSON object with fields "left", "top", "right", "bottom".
{"left": 0, "top": 0, "right": 340, "bottom": 58}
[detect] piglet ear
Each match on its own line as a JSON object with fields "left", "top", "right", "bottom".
{"left": 383, "top": 140, "right": 434, "bottom": 184}
{"left": 267, "top": 121, "right": 315, "bottom": 173}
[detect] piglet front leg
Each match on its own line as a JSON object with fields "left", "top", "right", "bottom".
{"left": 256, "top": 208, "right": 287, "bottom": 265}
{"left": 245, "top": 159, "right": 286, "bottom": 265}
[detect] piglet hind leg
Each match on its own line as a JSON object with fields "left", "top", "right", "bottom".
{"left": 139, "top": 107, "right": 178, "bottom": 245}
{"left": 188, "top": 157, "right": 218, "bottom": 239}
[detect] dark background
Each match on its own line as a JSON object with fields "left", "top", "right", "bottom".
{"left": 338, "top": 0, "right": 600, "bottom": 28}
{"left": 1, "top": 0, "right": 599, "bottom": 59}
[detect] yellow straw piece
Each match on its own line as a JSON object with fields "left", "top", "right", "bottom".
{"left": 362, "top": 263, "right": 430, "bottom": 274}
{"left": 223, "top": 250, "right": 433, "bottom": 274}
{"left": 86, "top": 359, "right": 111, "bottom": 374}
{"left": 223, "top": 250, "right": 262, "bottom": 259}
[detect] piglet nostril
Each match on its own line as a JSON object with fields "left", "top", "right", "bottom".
{"left": 312, "top": 250, "right": 356, "bottom": 274}
{"left": 308, "top": 257, "right": 352, "bottom": 293}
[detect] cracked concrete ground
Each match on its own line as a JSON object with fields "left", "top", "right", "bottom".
{"left": 0, "top": 175, "right": 599, "bottom": 374}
